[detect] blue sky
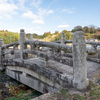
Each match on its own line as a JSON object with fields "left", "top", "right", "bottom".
{"left": 0, "top": 0, "right": 100, "bottom": 35}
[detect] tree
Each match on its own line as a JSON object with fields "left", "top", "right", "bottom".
{"left": 26, "top": 33, "right": 30, "bottom": 39}
{"left": 62, "top": 30, "right": 68, "bottom": 33}
{"left": 83, "top": 26, "right": 90, "bottom": 33}
{"left": 97, "top": 35, "right": 100, "bottom": 40}
{"left": 4, "top": 33, "right": 7, "bottom": 36}
{"left": 33, "top": 33, "right": 38, "bottom": 38}
{"left": 71, "top": 29, "right": 75, "bottom": 33}
{"left": 5, "top": 30, "right": 8, "bottom": 32}
{"left": 43, "top": 31, "right": 51, "bottom": 38}
{"left": 54, "top": 31, "right": 59, "bottom": 35}
{"left": 90, "top": 26, "right": 96, "bottom": 34}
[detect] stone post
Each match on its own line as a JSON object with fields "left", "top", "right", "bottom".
{"left": 98, "top": 53, "right": 100, "bottom": 59}
{"left": 92, "top": 45, "right": 97, "bottom": 52}
{"left": 20, "top": 29, "right": 26, "bottom": 61}
{"left": 61, "top": 32, "right": 66, "bottom": 56}
{"left": 30, "top": 34, "right": 33, "bottom": 40}
{"left": 14, "top": 44, "right": 19, "bottom": 59}
{"left": 0, "top": 39, "right": 4, "bottom": 64}
{"left": 91, "top": 45, "right": 100, "bottom": 58}
{"left": 72, "top": 26, "right": 89, "bottom": 89}
{"left": 30, "top": 34, "right": 34, "bottom": 50}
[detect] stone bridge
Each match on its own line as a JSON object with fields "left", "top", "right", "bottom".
{"left": 0, "top": 26, "right": 100, "bottom": 93}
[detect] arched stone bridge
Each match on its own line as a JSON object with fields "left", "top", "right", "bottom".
{"left": 0, "top": 26, "right": 100, "bottom": 93}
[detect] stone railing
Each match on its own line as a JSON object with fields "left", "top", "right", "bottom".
{"left": 1, "top": 41, "right": 20, "bottom": 60}
{"left": 54, "top": 30, "right": 100, "bottom": 64}
{"left": 0, "top": 26, "right": 90, "bottom": 90}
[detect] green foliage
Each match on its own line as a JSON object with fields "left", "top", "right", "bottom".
{"left": 90, "top": 26, "right": 96, "bottom": 34}
{"left": 97, "top": 35, "right": 100, "bottom": 40}
{"left": 26, "top": 33, "right": 43, "bottom": 39}
{"left": 50, "top": 31, "right": 73, "bottom": 42}
{"left": 62, "top": 30, "right": 68, "bottom": 33}
{"left": 51, "top": 33, "right": 61, "bottom": 41}
{"left": 26, "top": 33, "right": 30, "bottom": 39}
{"left": 43, "top": 31, "right": 51, "bottom": 38}
{"left": 65, "top": 32, "right": 73, "bottom": 40}
{"left": 83, "top": 26, "right": 90, "bottom": 33}
{"left": 0, "top": 31, "right": 19, "bottom": 44}
{"left": 33, "top": 33, "right": 38, "bottom": 38}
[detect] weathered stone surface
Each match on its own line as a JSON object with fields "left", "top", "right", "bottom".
{"left": 61, "top": 32, "right": 66, "bottom": 55}
{"left": 20, "top": 29, "right": 26, "bottom": 61}
{"left": 24, "top": 40, "right": 72, "bottom": 52}
{"left": 1, "top": 28, "right": 100, "bottom": 94}
{"left": 6, "top": 69, "right": 58, "bottom": 93}
{"left": 72, "top": 26, "right": 89, "bottom": 89}
{"left": 73, "top": 25, "right": 83, "bottom": 31}
{"left": 30, "top": 34, "right": 34, "bottom": 50}
{"left": 0, "top": 39, "right": 4, "bottom": 64}
{"left": 2, "top": 58, "right": 73, "bottom": 88}
{"left": 2, "top": 41, "right": 19, "bottom": 49}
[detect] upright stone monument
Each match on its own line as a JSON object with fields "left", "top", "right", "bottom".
{"left": 30, "top": 34, "right": 33, "bottom": 40}
{"left": 72, "top": 26, "right": 89, "bottom": 89}
{"left": 61, "top": 32, "right": 66, "bottom": 56}
{"left": 30, "top": 34, "right": 34, "bottom": 50}
{"left": 0, "top": 39, "right": 4, "bottom": 64}
{"left": 20, "top": 29, "right": 26, "bottom": 61}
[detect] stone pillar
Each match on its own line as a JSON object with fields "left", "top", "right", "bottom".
{"left": 61, "top": 32, "right": 66, "bottom": 56}
{"left": 30, "top": 34, "right": 33, "bottom": 40}
{"left": 92, "top": 45, "right": 100, "bottom": 58}
{"left": 98, "top": 52, "right": 100, "bottom": 59}
{"left": 72, "top": 26, "right": 89, "bottom": 89}
{"left": 30, "top": 34, "right": 34, "bottom": 50}
{"left": 20, "top": 29, "right": 26, "bottom": 61}
{"left": 14, "top": 44, "right": 19, "bottom": 59}
{"left": 92, "top": 45, "right": 97, "bottom": 52}
{"left": 0, "top": 39, "right": 4, "bottom": 64}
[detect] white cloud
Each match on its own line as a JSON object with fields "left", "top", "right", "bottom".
{"left": 7, "top": 27, "right": 41, "bottom": 33}
{"left": 0, "top": 3, "right": 18, "bottom": 14}
{"left": 36, "top": 27, "right": 41, "bottom": 29}
{"left": 0, "top": 0, "right": 7, "bottom": 3}
{"left": 25, "top": 28, "right": 38, "bottom": 33}
{"left": 32, "top": 19, "right": 44, "bottom": 24}
{"left": 57, "top": 24, "right": 70, "bottom": 28}
{"left": 22, "top": 9, "right": 54, "bottom": 24}
{"left": 47, "top": 10, "right": 54, "bottom": 14}
{"left": 53, "top": 16, "right": 61, "bottom": 19}
{"left": 0, "top": 16, "right": 2, "bottom": 19}
{"left": 22, "top": 11, "right": 39, "bottom": 19}
{"left": 63, "top": 8, "right": 75, "bottom": 13}
{"left": 0, "top": 1, "right": 18, "bottom": 18}
{"left": 17, "top": 0, "right": 26, "bottom": 10}
{"left": 38, "top": 8, "right": 54, "bottom": 16}
{"left": 31, "top": 0, "right": 42, "bottom": 8}
{"left": 9, "top": 0, "right": 14, "bottom": 3}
